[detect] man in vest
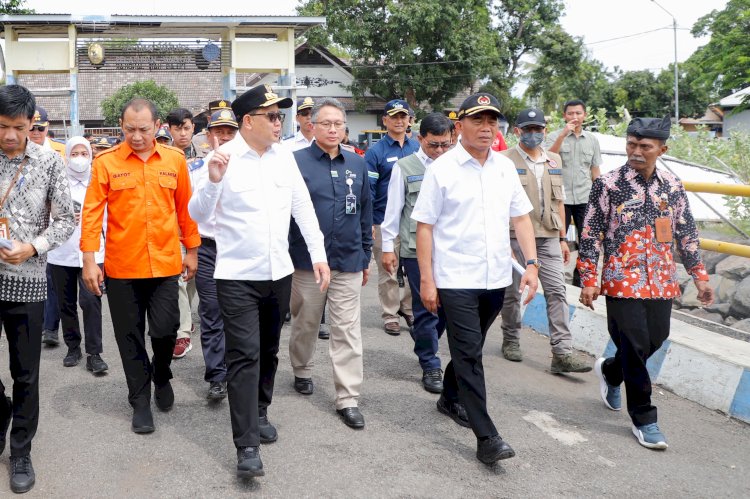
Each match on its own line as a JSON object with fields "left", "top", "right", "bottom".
{"left": 381, "top": 113, "right": 455, "bottom": 395}
{"left": 500, "top": 108, "right": 591, "bottom": 373}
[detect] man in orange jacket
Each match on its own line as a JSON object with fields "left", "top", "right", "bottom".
{"left": 80, "top": 98, "right": 200, "bottom": 434}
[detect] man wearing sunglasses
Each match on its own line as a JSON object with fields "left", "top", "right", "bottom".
{"left": 283, "top": 97, "right": 315, "bottom": 151}
{"left": 28, "top": 108, "right": 65, "bottom": 157}
{"left": 189, "top": 84, "right": 330, "bottom": 478}
{"left": 381, "top": 113, "right": 454, "bottom": 396}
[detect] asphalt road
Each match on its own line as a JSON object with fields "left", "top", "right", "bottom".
{"left": 0, "top": 270, "right": 748, "bottom": 498}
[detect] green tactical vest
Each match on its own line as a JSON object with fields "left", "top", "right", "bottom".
{"left": 397, "top": 153, "right": 426, "bottom": 259}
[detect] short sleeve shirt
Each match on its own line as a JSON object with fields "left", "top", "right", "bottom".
{"left": 544, "top": 129, "right": 602, "bottom": 204}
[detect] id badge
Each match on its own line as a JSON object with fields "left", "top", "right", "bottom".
{"left": 0, "top": 217, "right": 9, "bottom": 239}
{"left": 345, "top": 194, "right": 357, "bottom": 215}
{"left": 654, "top": 217, "right": 673, "bottom": 243}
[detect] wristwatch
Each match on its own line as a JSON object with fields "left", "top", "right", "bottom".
{"left": 559, "top": 237, "right": 567, "bottom": 242}
{"left": 526, "top": 258, "right": 541, "bottom": 269}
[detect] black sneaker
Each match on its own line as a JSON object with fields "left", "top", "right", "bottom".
{"left": 476, "top": 435, "right": 515, "bottom": 464}
{"left": 207, "top": 381, "right": 227, "bottom": 401}
{"left": 86, "top": 354, "right": 109, "bottom": 374}
{"left": 422, "top": 368, "right": 443, "bottom": 394}
{"left": 154, "top": 381, "right": 174, "bottom": 411}
{"left": 237, "top": 446, "right": 264, "bottom": 477}
{"left": 131, "top": 405, "right": 155, "bottom": 434}
{"left": 259, "top": 415, "right": 278, "bottom": 444}
{"left": 10, "top": 455, "right": 35, "bottom": 493}
{"left": 63, "top": 347, "right": 82, "bottom": 367}
{"left": 42, "top": 329, "right": 59, "bottom": 347}
{"left": 436, "top": 395, "right": 471, "bottom": 428}
{"left": 318, "top": 324, "right": 330, "bottom": 340}
{"left": 0, "top": 396, "right": 11, "bottom": 456}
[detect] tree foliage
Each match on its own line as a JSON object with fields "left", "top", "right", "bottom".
{"left": 99, "top": 80, "right": 179, "bottom": 126}
{"left": 298, "top": 0, "right": 497, "bottom": 113}
{"left": 0, "top": 0, "right": 33, "bottom": 14}
{"left": 688, "top": 0, "right": 750, "bottom": 100}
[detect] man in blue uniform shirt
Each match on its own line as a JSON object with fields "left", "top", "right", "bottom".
{"left": 366, "top": 99, "right": 419, "bottom": 335}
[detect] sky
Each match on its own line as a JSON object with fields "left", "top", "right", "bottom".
{"left": 9, "top": 0, "right": 728, "bottom": 73}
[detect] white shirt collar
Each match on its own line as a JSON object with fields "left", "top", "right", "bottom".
{"left": 416, "top": 147, "right": 432, "bottom": 166}
{"left": 515, "top": 144, "right": 548, "bottom": 163}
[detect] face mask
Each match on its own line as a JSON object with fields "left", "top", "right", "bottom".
{"left": 520, "top": 132, "right": 544, "bottom": 149}
{"left": 68, "top": 156, "right": 91, "bottom": 173}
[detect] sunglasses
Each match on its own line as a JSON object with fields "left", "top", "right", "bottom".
{"left": 30, "top": 126, "right": 46, "bottom": 132}
{"left": 248, "top": 112, "right": 286, "bottom": 124}
{"left": 297, "top": 109, "right": 312, "bottom": 117}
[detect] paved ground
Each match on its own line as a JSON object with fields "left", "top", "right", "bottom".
{"left": 0, "top": 271, "right": 748, "bottom": 498}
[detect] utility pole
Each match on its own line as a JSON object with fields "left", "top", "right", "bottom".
{"left": 651, "top": 0, "right": 679, "bottom": 124}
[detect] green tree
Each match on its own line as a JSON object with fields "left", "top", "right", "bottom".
{"left": 297, "top": 0, "right": 498, "bottom": 113}
{"left": 689, "top": 0, "right": 750, "bottom": 102}
{"left": 0, "top": 0, "right": 33, "bottom": 13}
{"left": 610, "top": 70, "right": 666, "bottom": 117}
{"left": 99, "top": 80, "right": 179, "bottom": 126}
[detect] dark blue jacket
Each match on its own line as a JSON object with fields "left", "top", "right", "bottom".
{"left": 290, "top": 142, "right": 373, "bottom": 272}
{"left": 365, "top": 134, "right": 419, "bottom": 225}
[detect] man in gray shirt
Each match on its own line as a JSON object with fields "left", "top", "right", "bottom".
{"left": 545, "top": 99, "right": 602, "bottom": 287}
{"left": 0, "top": 84, "right": 75, "bottom": 494}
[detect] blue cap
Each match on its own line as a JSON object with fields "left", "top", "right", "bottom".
{"left": 156, "top": 127, "right": 172, "bottom": 141}
{"left": 208, "top": 109, "right": 239, "bottom": 129}
{"left": 33, "top": 107, "right": 49, "bottom": 127}
{"left": 384, "top": 99, "right": 410, "bottom": 116}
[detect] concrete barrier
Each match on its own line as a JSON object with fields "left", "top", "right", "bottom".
{"left": 521, "top": 285, "right": 750, "bottom": 424}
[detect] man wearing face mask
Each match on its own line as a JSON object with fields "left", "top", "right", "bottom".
{"left": 499, "top": 109, "right": 591, "bottom": 373}
{"left": 47, "top": 137, "right": 108, "bottom": 374}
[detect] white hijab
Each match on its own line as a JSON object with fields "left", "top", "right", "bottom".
{"left": 65, "top": 136, "right": 93, "bottom": 182}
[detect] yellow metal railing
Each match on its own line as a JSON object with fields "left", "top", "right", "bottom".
{"left": 681, "top": 181, "right": 750, "bottom": 258}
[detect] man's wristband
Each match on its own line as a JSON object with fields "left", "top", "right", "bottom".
{"left": 560, "top": 237, "right": 566, "bottom": 242}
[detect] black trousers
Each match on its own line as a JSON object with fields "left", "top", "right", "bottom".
{"left": 195, "top": 239, "right": 226, "bottom": 382}
{"left": 49, "top": 264, "right": 103, "bottom": 355}
{"left": 603, "top": 297, "right": 672, "bottom": 427}
{"left": 438, "top": 287, "right": 505, "bottom": 439}
{"left": 216, "top": 275, "right": 291, "bottom": 448}
{"left": 107, "top": 276, "right": 179, "bottom": 409}
{"left": 0, "top": 300, "right": 43, "bottom": 457}
{"left": 564, "top": 203, "right": 588, "bottom": 287}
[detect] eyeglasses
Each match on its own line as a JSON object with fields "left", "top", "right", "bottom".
{"left": 314, "top": 121, "right": 347, "bottom": 130}
{"left": 30, "top": 126, "right": 46, "bottom": 132}
{"left": 425, "top": 141, "right": 453, "bottom": 150}
{"left": 248, "top": 112, "right": 286, "bottom": 124}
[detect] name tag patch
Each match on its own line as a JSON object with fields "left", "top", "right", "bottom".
{"left": 331, "top": 171, "right": 339, "bottom": 178}
{"left": 406, "top": 175, "right": 423, "bottom": 182}
{"left": 516, "top": 168, "right": 526, "bottom": 175}
{"left": 548, "top": 169, "right": 562, "bottom": 175}
{"left": 387, "top": 156, "right": 398, "bottom": 162}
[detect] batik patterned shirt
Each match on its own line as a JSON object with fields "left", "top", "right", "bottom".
{"left": 0, "top": 140, "right": 75, "bottom": 302}
{"left": 576, "top": 164, "right": 708, "bottom": 299}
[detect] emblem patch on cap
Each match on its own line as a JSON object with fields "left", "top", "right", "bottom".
{"left": 477, "top": 95, "right": 491, "bottom": 105}
{"left": 218, "top": 100, "right": 228, "bottom": 108}
{"left": 528, "top": 111, "right": 536, "bottom": 118}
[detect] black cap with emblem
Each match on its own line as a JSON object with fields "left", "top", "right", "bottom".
{"left": 457, "top": 93, "right": 503, "bottom": 119}
{"left": 515, "top": 108, "right": 546, "bottom": 128}
{"left": 231, "top": 84, "right": 293, "bottom": 121}
{"left": 626, "top": 116, "right": 672, "bottom": 141}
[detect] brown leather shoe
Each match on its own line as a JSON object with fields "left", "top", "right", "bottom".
{"left": 383, "top": 321, "right": 401, "bottom": 336}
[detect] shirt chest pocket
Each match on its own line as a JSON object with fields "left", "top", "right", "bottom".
{"left": 158, "top": 175, "right": 177, "bottom": 189}
{"left": 110, "top": 175, "right": 137, "bottom": 191}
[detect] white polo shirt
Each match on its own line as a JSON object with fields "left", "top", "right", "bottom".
{"left": 411, "top": 141, "right": 532, "bottom": 289}
{"left": 188, "top": 135, "right": 326, "bottom": 281}
{"left": 381, "top": 147, "right": 432, "bottom": 253}
{"left": 282, "top": 131, "right": 313, "bottom": 152}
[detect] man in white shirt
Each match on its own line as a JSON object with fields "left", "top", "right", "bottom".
{"left": 381, "top": 113, "right": 454, "bottom": 395}
{"left": 189, "top": 84, "right": 330, "bottom": 479}
{"left": 282, "top": 97, "right": 315, "bottom": 151}
{"left": 412, "top": 93, "right": 539, "bottom": 466}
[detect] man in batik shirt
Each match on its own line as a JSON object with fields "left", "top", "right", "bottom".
{"left": 576, "top": 116, "right": 714, "bottom": 451}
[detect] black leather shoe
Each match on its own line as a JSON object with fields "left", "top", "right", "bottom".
{"left": 86, "top": 354, "right": 109, "bottom": 374}
{"left": 397, "top": 310, "right": 414, "bottom": 331}
{"left": 293, "top": 376, "right": 314, "bottom": 395}
{"left": 237, "top": 446, "right": 264, "bottom": 477}
{"left": 476, "top": 435, "right": 516, "bottom": 464}
{"left": 422, "top": 368, "right": 443, "bottom": 394}
{"left": 436, "top": 395, "right": 471, "bottom": 428}
{"left": 42, "top": 329, "right": 59, "bottom": 347}
{"left": 259, "top": 415, "right": 278, "bottom": 444}
{"left": 154, "top": 381, "right": 174, "bottom": 411}
{"left": 318, "top": 324, "right": 330, "bottom": 340}
{"left": 63, "top": 347, "right": 82, "bottom": 367}
{"left": 207, "top": 381, "right": 227, "bottom": 401}
{"left": 0, "top": 396, "right": 11, "bottom": 456}
{"left": 336, "top": 407, "right": 365, "bottom": 429}
{"left": 10, "top": 455, "right": 35, "bottom": 493}
{"left": 132, "top": 405, "right": 155, "bottom": 434}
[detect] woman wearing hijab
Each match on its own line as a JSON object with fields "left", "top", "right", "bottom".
{"left": 46, "top": 136, "right": 108, "bottom": 374}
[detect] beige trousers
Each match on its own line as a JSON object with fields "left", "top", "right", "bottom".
{"left": 289, "top": 269, "right": 363, "bottom": 410}
{"left": 372, "top": 225, "right": 412, "bottom": 323}
{"left": 177, "top": 276, "right": 197, "bottom": 339}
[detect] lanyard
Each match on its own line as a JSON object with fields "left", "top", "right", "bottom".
{"left": 0, "top": 158, "right": 28, "bottom": 210}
